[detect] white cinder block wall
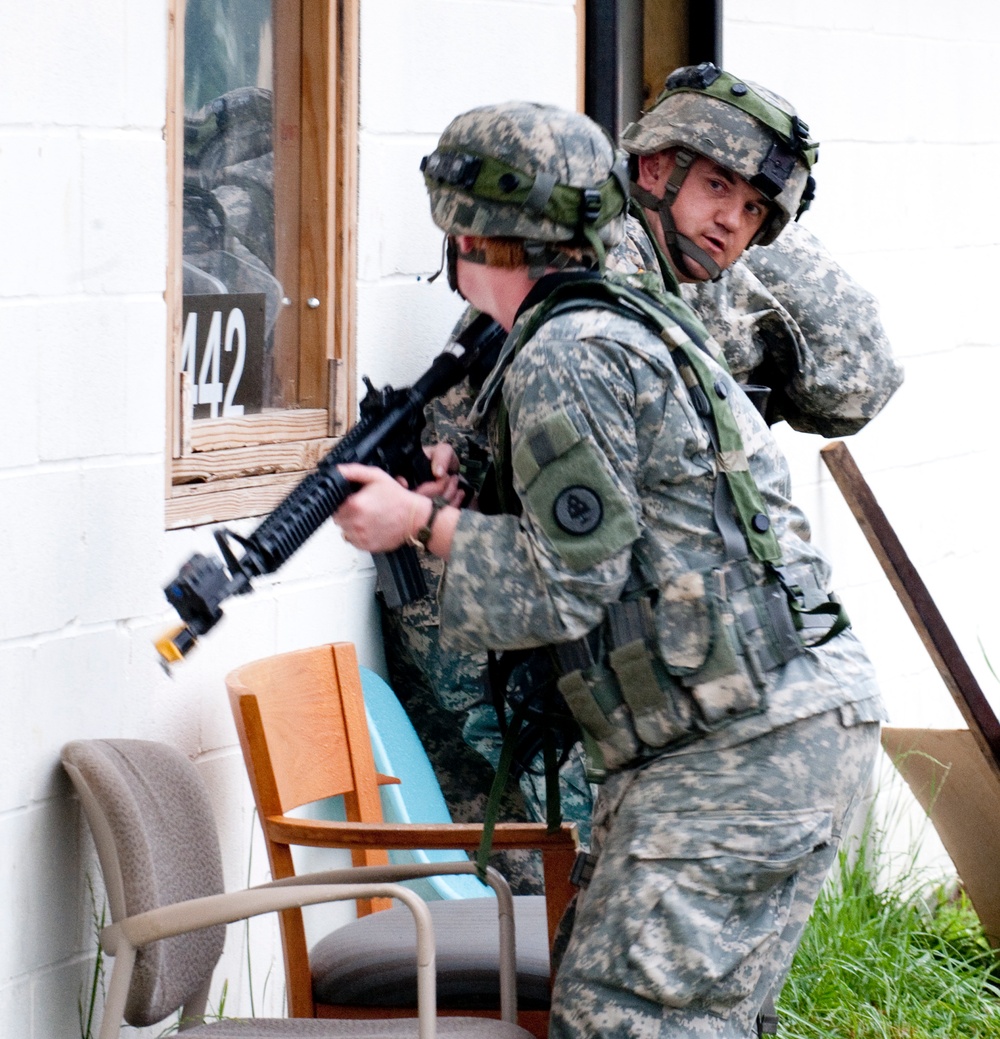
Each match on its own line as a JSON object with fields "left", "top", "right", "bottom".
{"left": 0, "top": 1, "right": 579, "bottom": 1035}
{"left": 1, "top": 0, "right": 997, "bottom": 1035}
{"left": 725, "top": 4, "right": 1000, "bottom": 733}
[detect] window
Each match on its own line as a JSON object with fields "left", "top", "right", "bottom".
{"left": 165, "top": 0, "right": 359, "bottom": 528}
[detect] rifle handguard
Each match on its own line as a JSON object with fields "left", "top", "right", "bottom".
{"left": 155, "top": 313, "right": 507, "bottom": 666}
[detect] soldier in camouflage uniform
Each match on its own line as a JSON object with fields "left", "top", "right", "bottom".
{"left": 335, "top": 99, "right": 885, "bottom": 1038}
{"left": 380, "top": 65, "right": 901, "bottom": 868}
{"left": 621, "top": 62, "right": 902, "bottom": 434}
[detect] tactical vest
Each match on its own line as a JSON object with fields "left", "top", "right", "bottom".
{"left": 485, "top": 274, "right": 849, "bottom": 782}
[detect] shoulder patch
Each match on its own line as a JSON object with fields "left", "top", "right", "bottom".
{"left": 512, "top": 409, "right": 639, "bottom": 571}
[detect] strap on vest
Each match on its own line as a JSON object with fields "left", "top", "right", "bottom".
{"left": 476, "top": 684, "right": 565, "bottom": 880}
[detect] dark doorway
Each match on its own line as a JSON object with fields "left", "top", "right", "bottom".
{"left": 584, "top": 0, "right": 722, "bottom": 138}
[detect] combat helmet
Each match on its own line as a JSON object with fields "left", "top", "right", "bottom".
{"left": 621, "top": 62, "right": 818, "bottom": 278}
{"left": 421, "top": 101, "right": 629, "bottom": 284}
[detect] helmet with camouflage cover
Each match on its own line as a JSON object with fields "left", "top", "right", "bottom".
{"left": 421, "top": 101, "right": 628, "bottom": 280}
{"left": 621, "top": 63, "right": 818, "bottom": 277}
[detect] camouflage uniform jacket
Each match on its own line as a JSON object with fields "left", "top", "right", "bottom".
{"left": 438, "top": 288, "right": 883, "bottom": 773}
{"left": 679, "top": 218, "right": 904, "bottom": 436}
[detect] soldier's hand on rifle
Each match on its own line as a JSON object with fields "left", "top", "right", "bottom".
{"left": 335, "top": 463, "right": 457, "bottom": 559}
{"left": 414, "top": 442, "right": 465, "bottom": 505}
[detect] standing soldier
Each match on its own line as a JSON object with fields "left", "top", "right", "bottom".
{"left": 379, "top": 65, "right": 901, "bottom": 868}
{"left": 336, "top": 100, "right": 885, "bottom": 1039}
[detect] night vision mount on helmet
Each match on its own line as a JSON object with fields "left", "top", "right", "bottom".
{"left": 622, "top": 62, "right": 819, "bottom": 280}
{"left": 421, "top": 101, "right": 629, "bottom": 282}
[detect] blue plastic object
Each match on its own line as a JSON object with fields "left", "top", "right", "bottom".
{"left": 359, "top": 666, "right": 492, "bottom": 900}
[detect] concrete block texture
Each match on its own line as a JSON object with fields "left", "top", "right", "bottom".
{"left": 0, "top": 798, "right": 84, "bottom": 981}
{"left": 27, "top": 627, "right": 142, "bottom": 804}
{"left": 357, "top": 131, "right": 445, "bottom": 282}
{"left": 726, "top": 16, "right": 1000, "bottom": 144}
{"left": 0, "top": 134, "right": 85, "bottom": 299}
{"left": 0, "top": 646, "right": 34, "bottom": 812}
{"left": 0, "top": 979, "right": 31, "bottom": 1039}
{"left": 727, "top": 0, "right": 1000, "bottom": 41}
{"left": 0, "top": 305, "right": 40, "bottom": 469}
{"left": 36, "top": 298, "right": 166, "bottom": 462}
{"left": 355, "top": 278, "right": 468, "bottom": 392}
{"left": 0, "top": 469, "right": 85, "bottom": 641}
{"left": 79, "top": 462, "right": 168, "bottom": 625}
{"left": 82, "top": 133, "right": 167, "bottom": 296}
{"left": 0, "top": 0, "right": 128, "bottom": 128}
{"left": 33, "top": 957, "right": 104, "bottom": 1039}
{"left": 360, "top": 0, "right": 578, "bottom": 133}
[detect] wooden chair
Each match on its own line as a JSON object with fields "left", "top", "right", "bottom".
{"left": 225, "top": 641, "right": 578, "bottom": 1037}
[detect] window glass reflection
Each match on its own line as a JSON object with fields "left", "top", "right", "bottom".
{"left": 182, "top": 0, "right": 281, "bottom": 413}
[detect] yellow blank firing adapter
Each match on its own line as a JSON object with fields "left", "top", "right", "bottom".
{"left": 154, "top": 625, "right": 200, "bottom": 671}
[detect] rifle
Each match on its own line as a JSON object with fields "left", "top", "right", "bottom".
{"left": 155, "top": 313, "right": 506, "bottom": 667}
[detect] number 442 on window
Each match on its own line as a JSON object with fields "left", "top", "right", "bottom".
{"left": 181, "top": 293, "right": 265, "bottom": 419}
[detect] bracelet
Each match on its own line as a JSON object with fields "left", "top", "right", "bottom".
{"left": 412, "top": 495, "right": 449, "bottom": 551}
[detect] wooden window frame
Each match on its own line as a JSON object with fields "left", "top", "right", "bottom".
{"left": 165, "top": 0, "right": 359, "bottom": 530}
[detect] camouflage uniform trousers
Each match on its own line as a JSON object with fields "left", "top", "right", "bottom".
{"left": 550, "top": 707, "right": 881, "bottom": 1039}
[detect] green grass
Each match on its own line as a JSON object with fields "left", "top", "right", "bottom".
{"left": 78, "top": 877, "right": 106, "bottom": 1039}
{"left": 778, "top": 813, "right": 1000, "bottom": 1038}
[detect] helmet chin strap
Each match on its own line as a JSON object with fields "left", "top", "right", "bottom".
{"left": 427, "top": 235, "right": 469, "bottom": 298}
{"left": 631, "top": 149, "right": 723, "bottom": 282}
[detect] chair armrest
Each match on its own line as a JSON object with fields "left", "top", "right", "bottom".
{"left": 101, "top": 882, "right": 430, "bottom": 955}
{"left": 265, "top": 816, "right": 577, "bottom": 851}
{"left": 264, "top": 816, "right": 580, "bottom": 953}
{"left": 99, "top": 883, "right": 439, "bottom": 1039}
{"left": 261, "top": 860, "right": 510, "bottom": 896}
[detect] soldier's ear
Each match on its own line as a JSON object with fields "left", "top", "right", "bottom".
{"left": 636, "top": 150, "right": 675, "bottom": 194}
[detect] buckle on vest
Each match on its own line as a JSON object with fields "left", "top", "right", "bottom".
{"left": 581, "top": 188, "right": 602, "bottom": 224}
{"left": 570, "top": 850, "right": 597, "bottom": 888}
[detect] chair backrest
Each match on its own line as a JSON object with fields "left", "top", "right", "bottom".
{"left": 61, "top": 739, "right": 226, "bottom": 1028}
{"left": 228, "top": 643, "right": 385, "bottom": 817}
{"left": 226, "top": 643, "right": 392, "bottom": 881}
{"left": 226, "top": 645, "right": 490, "bottom": 899}
{"left": 359, "top": 666, "right": 491, "bottom": 901}
{"left": 226, "top": 642, "right": 400, "bottom": 1016}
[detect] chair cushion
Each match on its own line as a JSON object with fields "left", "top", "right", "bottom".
{"left": 310, "top": 895, "right": 550, "bottom": 1010}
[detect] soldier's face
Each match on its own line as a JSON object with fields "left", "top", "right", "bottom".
{"left": 638, "top": 151, "right": 769, "bottom": 280}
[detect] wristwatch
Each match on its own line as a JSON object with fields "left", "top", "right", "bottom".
{"left": 411, "top": 495, "right": 449, "bottom": 550}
